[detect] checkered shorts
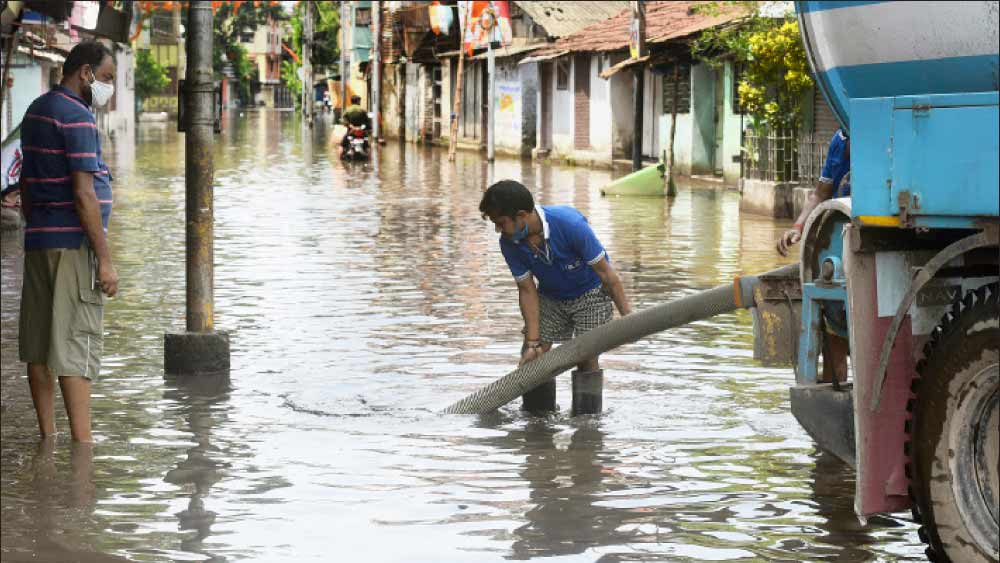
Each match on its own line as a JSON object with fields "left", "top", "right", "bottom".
{"left": 539, "top": 285, "right": 614, "bottom": 343}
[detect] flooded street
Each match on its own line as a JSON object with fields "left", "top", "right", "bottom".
{"left": 2, "top": 111, "right": 924, "bottom": 562}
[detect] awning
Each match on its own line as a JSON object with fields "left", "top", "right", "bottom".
{"left": 598, "top": 54, "right": 649, "bottom": 79}
{"left": 518, "top": 49, "right": 569, "bottom": 65}
{"left": 470, "top": 43, "right": 543, "bottom": 60}
{"left": 16, "top": 44, "right": 66, "bottom": 64}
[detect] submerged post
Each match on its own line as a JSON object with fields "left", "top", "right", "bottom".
{"left": 302, "top": 0, "right": 313, "bottom": 127}
{"left": 487, "top": 38, "right": 496, "bottom": 162}
{"left": 372, "top": 0, "right": 381, "bottom": 141}
{"left": 630, "top": 0, "right": 645, "bottom": 172}
{"left": 165, "top": 2, "right": 229, "bottom": 375}
{"left": 341, "top": 1, "right": 349, "bottom": 118}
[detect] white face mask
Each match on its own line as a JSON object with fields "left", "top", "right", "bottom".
{"left": 89, "top": 73, "right": 114, "bottom": 108}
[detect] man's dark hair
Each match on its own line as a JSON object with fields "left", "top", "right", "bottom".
{"left": 63, "top": 41, "right": 113, "bottom": 78}
{"left": 351, "top": 95, "right": 361, "bottom": 104}
{"left": 480, "top": 180, "right": 534, "bottom": 219}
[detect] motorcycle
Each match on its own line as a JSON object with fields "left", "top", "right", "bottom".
{"left": 341, "top": 124, "right": 370, "bottom": 162}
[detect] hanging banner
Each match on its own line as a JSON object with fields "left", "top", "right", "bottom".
{"left": 459, "top": 1, "right": 512, "bottom": 55}
{"left": 429, "top": 1, "right": 453, "bottom": 35}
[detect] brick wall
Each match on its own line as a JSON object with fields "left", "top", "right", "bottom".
{"left": 573, "top": 55, "right": 590, "bottom": 150}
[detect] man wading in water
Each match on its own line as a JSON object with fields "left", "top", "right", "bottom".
{"left": 19, "top": 41, "right": 119, "bottom": 442}
{"left": 480, "top": 180, "right": 631, "bottom": 414}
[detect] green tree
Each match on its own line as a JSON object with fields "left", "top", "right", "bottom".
{"left": 284, "top": 1, "right": 341, "bottom": 106}
{"left": 211, "top": 1, "right": 285, "bottom": 104}
{"left": 135, "top": 49, "right": 171, "bottom": 104}
{"left": 691, "top": 2, "right": 813, "bottom": 130}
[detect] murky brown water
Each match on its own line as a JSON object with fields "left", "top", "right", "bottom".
{"left": 2, "top": 111, "right": 924, "bottom": 562}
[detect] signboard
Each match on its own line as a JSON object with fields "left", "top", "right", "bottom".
{"left": 459, "top": 1, "right": 512, "bottom": 55}
{"left": 629, "top": 1, "right": 645, "bottom": 60}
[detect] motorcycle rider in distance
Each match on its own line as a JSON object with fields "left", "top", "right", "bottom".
{"left": 340, "top": 95, "right": 371, "bottom": 158}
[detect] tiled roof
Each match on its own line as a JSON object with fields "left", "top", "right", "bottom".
{"left": 514, "top": 1, "right": 630, "bottom": 38}
{"left": 531, "top": 1, "right": 748, "bottom": 56}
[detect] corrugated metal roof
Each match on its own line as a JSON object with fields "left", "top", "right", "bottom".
{"left": 514, "top": 1, "right": 630, "bottom": 38}
{"left": 530, "top": 1, "right": 748, "bottom": 57}
{"left": 438, "top": 38, "right": 546, "bottom": 60}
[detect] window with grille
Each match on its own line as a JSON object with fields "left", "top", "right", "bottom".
{"left": 660, "top": 63, "right": 691, "bottom": 114}
{"left": 732, "top": 62, "right": 745, "bottom": 114}
{"left": 355, "top": 7, "right": 371, "bottom": 26}
{"left": 556, "top": 59, "right": 569, "bottom": 91}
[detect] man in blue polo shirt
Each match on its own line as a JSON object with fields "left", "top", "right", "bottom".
{"left": 480, "top": 180, "right": 632, "bottom": 414}
{"left": 19, "top": 41, "right": 119, "bottom": 443}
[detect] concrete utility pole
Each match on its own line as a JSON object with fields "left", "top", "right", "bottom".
{"left": 486, "top": 13, "right": 496, "bottom": 162}
{"left": 448, "top": 49, "right": 464, "bottom": 161}
{"left": 631, "top": 0, "right": 645, "bottom": 172}
{"left": 341, "top": 1, "right": 349, "bottom": 117}
{"left": 302, "top": 0, "right": 313, "bottom": 127}
{"left": 372, "top": 0, "right": 381, "bottom": 141}
{"left": 165, "top": 1, "right": 229, "bottom": 375}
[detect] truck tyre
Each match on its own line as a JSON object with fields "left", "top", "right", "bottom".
{"left": 908, "top": 283, "right": 998, "bottom": 563}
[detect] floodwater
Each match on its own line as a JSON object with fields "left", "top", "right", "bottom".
{"left": 1, "top": 111, "right": 924, "bottom": 562}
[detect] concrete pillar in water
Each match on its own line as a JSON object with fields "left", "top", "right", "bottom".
{"left": 165, "top": 1, "right": 229, "bottom": 376}
{"left": 571, "top": 369, "right": 603, "bottom": 415}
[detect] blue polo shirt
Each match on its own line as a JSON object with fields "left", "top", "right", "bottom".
{"left": 820, "top": 129, "right": 850, "bottom": 198}
{"left": 500, "top": 205, "right": 607, "bottom": 301}
{"left": 21, "top": 85, "right": 113, "bottom": 250}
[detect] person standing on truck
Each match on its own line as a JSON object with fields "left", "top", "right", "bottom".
{"left": 777, "top": 129, "right": 850, "bottom": 256}
{"left": 777, "top": 128, "right": 851, "bottom": 384}
{"left": 479, "top": 180, "right": 632, "bottom": 411}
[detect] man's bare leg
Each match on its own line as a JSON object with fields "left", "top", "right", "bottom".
{"left": 28, "top": 363, "right": 56, "bottom": 437}
{"left": 59, "top": 376, "right": 92, "bottom": 443}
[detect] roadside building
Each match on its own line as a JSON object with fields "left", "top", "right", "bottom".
{"left": 523, "top": 1, "right": 745, "bottom": 175}
{"left": 379, "top": 1, "right": 628, "bottom": 155}
{"left": 2, "top": 2, "right": 135, "bottom": 140}
{"left": 136, "top": 7, "right": 184, "bottom": 115}
{"left": 239, "top": 14, "right": 292, "bottom": 109}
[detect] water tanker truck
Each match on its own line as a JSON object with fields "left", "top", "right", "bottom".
{"left": 447, "top": 3, "right": 998, "bottom": 561}
{"left": 792, "top": 3, "right": 997, "bottom": 561}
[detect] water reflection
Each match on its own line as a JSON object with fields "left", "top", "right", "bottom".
{"left": 509, "top": 422, "right": 620, "bottom": 559}
{"left": 162, "top": 373, "right": 231, "bottom": 560}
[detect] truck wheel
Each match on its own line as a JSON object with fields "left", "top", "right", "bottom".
{"left": 908, "top": 283, "right": 998, "bottom": 563}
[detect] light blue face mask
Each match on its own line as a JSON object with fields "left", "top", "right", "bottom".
{"left": 510, "top": 218, "right": 529, "bottom": 243}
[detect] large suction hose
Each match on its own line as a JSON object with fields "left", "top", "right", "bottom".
{"left": 444, "top": 264, "right": 800, "bottom": 415}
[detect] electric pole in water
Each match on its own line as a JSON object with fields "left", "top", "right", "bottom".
{"left": 341, "top": 2, "right": 349, "bottom": 118}
{"left": 302, "top": 0, "right": 313, "bottom": 127}
{"left": 372, "top": 0, "right": 381, "bottom": 141}
{"left": 165, "top": 0, "right": 229, "bottom": 376}
{"left": 631, "top": 0, "right": 645, "bottom": 172}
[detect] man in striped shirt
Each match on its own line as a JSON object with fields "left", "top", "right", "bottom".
{"left": 19, "top": 41, "right": 118, "bottom": 443}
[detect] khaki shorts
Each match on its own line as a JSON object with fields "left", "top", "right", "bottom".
{"left": 19, "top": 240, "right": 106, "bottom": 380}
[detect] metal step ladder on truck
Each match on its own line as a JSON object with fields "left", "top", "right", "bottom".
{"left": 788, "top": 3, "right": 999, "bottom": 562}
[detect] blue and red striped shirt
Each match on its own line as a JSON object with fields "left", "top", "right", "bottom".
{"left": 21, "top": 85, "right": 112, "bottom": 250}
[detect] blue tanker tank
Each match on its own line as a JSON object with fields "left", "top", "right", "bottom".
{"left": 797, "top": 1, "right": 999, "bottom": 225}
